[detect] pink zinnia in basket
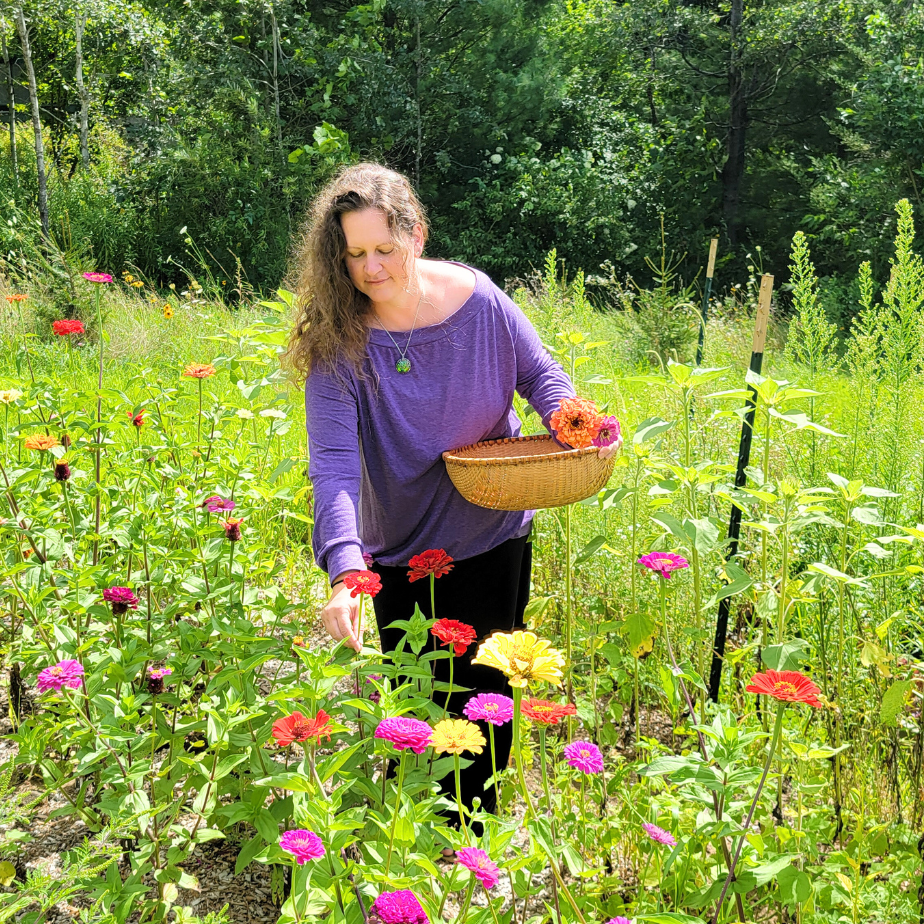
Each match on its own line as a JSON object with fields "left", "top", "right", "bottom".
{"left": 592, "top": 415, "right": 622, "bottom": 449}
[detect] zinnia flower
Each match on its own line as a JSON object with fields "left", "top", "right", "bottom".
{"left": 83, "top": 272, "right": 113, "bottom": 284}
{"left": 366, "top": 674, "right": 383, "bottom": 705}
{"left": 463, "top": 692, "right": 514, "bottom": 726}
{"left": 182, "top": 363, "right": 216, "bottom": 378}
{"left": 431, "top": 618, "right": 477, "bottom": 655}
{"left": 472, "top": 631, "right": 564, "bottom": 688}
{"left": 271, "top": 710, "right": 333, "bottom": 746}
{"left": 24, "top": 434, "right": 59, "bottom": 452}
{"left": 147, "top": 666, "right": 172, "bottom": 695}
{"left": 279, "top": 829, "right": 325, "bottom": 864}
{"left": 563, "top": 740, "right": 604, "bottom": 774}
{"left": 202, "top": 495, "right": 235, "bottom": 513}
{"left": 362, "top": 552, "right": 375, "bottom": 567}
{"left": 549, "top": 396, "right": 603, "bottom": 449}
{"left": 407, "top": 549, "right": 454, "bottom": 582}
{"left": 5, "top": 294, "right": 27, "bottom": 303}
{"left": 343, "top": 569, "right": 382, "bottom": 598}
{"left": 374, "top": 717, "right": 432, "bottom": 754}
{"left": 643, "top": 822, "right": 677, "bottom": 847}
{"left": 592, "top": 415, "right": 622, "bottom": 449}
{"left": 745, "top": 670, "right": 822, "bottom": 708}
{"left": 222, "top": 517, "right": 243, "bottom": 541}
{"left": 0, "top": 389, "right": 22, "bottom": 404}
{"left": 370, "top": 890, "right": 429, "bottom": 924}
{"left": 605, "top": 918, "right": 632, "bottom": 924}
{"left": 103, "top": 586, "right": 139, "bottom": 615}
{"left": 54, "top": 459, "right": 71, "bottom": 482}
{"left": 430, "top": 718, "right": 486, "bottom": 755}
{"left": 521, "top": 697, "right": 577, "bottom": 726}
{"left": 37, "top": 659, "right": 84, "bottom": 693}
{"left": 127, "top": 409, "right": 145, "bottom": 428}
{"left": 455, "top": 847, "right": 500, "bottom": 889}
{"left": 637, "top": 552, "right": 690, "bottom": 579}
{"left": 52, "top": 319, "right": 86, "bottom": 336}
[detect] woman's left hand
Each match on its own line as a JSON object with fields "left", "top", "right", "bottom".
{"left": 597, "top": 442, "right": 621, "bottom": 460}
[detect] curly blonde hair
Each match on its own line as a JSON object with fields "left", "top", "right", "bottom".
{"left": 285, "top": 162, "right": 429, "bottom": 381}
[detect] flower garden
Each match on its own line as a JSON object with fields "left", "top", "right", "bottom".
{"left": 1, "top": 211, "right": 924, "bottom": 924}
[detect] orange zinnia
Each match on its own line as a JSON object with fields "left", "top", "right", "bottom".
{"left": 520, "top": 697, "right": 577, "bottom": 726}
{"left": 182, "top": 363, "right": 216, "bottom": 379}
{"left": 745, "top": 670, "right": 822, "bottom": 708}
{"left": 24, "top": 434, "right": 60, "bottom": 452}
{"left": 549, "top": 396, "right": 603, "bottom": 449}
{"left": 5, "top": 294, "right": 27, "bottom": 303}
{"left": 271, "top": 709, "right": 333, "bottom": 746}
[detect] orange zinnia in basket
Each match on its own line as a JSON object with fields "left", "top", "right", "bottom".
{"left": 549, "top": 396, "right": 603, "bottom": 449}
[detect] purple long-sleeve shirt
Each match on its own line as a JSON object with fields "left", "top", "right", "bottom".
{"left": 305, "top": 262, "right": 576, "bottom": 581}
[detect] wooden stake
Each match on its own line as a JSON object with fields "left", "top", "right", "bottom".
{"left": 695, "top": 238, "right": 719, "bottom": 367}
{"left": 708, "top": 273, "right": 773, "bottom": 703}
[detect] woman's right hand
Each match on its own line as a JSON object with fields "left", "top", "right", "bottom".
{"left": 321, "top": 578, "right": 364, "bottom": 652}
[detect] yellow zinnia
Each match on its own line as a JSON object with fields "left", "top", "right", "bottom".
{"left": 0, "top": 388, "right": 22, "bottom": 404}
{"left": 472, "top": 630, "right": 564, "bottom": 688}
{"left": 430, "top": 719, "right": 486, "bottom": 755}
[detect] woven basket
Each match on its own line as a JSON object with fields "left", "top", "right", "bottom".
{"left": 442, "top": 434, "right": 615, "bottom": 511}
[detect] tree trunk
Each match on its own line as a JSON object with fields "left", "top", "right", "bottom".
{"left": 0, "top": 15, "right": 17, "bottom": 183}
{"left": 13, "top": 5, "right": 48, "bottom": 238}
{"left": 720, "top": 0, "right": 747, "bottom": 250}
{"left": 75, "top": 10, "right": 89, "bottom": 169}
{"left": 414, "top": 7, "right": 421, "bottom": 189}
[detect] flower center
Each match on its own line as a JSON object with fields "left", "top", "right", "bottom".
{"left": 773, "top": 681, "right": 799, "bottom": 697}
{"left": 51, "top": 667, "right": 63, "bottom": 676}
{"left": 484, "top": 704, "right": 497, "bottom": 712}
{"left": 291, "top": 719, "right": 312, "bottom": 738}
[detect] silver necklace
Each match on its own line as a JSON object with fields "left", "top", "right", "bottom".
{"left": 375, "top": 290, "right": 423, "bottom": 374}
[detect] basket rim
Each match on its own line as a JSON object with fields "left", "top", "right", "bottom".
{"left": 442, "top": 433, "right": 599, "bottom": 467}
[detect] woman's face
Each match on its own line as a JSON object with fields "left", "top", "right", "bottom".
{"left": 340, "top": 207, "right": 422, "bottom": 304}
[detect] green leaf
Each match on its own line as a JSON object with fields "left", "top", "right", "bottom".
{"left": 762, "top": 639, "right": 810, "bottom": 671}
{"left": 636, "top": 914, "right": 706, "bottom": 924}
{"left": 235, "top": 834, "right": 265, "bottom": 875}
{"left": 880, "top": 680, "right": 911, "bottom": 726}
{"left": 620, "top": 611, "right": 658, "bottom": 659}
{"left": 574, "top": 535, "right": 607, "bottom": 565}
{"left": 776, "top": 865, "right": 813, "bottom": 907}
{"left": 634, "top": 417, "right": 674, "bottom": 444}
{"left": 0, "top": 861, "right": 16, "bottom": 886}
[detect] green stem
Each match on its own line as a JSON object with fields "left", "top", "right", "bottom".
{"left": 511, "top": 688, "right": 534, "bottom": 821}
{"left": 384, "top": 750, "right": 407, "bottom": 874}
{"left": 710, "top": 704, "right": 786, "bottom": 924}
{"left": 443, "top": 651, "right": 454, "bottom": 719}
{"left": 92, "top": 284, "right": 103, "bottom": 566}
{"left": 454, "top": 753, "right": 470, "bottom": 843}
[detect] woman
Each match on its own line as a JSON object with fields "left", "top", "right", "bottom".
{"left": 287, "top": 162, "right": 614, "bottom": 821}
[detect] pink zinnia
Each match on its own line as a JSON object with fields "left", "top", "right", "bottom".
{"left": 362, "top": 552, "right": 375, "bottom": 567}
{"left": 202, "top": 495, "right": 235, "bottom": 513}
{"left": 643, "top": 822, "right": 677, "bottom": 847}
{"left": 637, "top": 552, "right": 689, "bottom": 579}
{"left": 148, "top": 667, "right": 172, "bottom": 680}
{"left": 463, "top": 692, "right": 514, "bottom": 726}
{"left": 592, "top": 415, "right": 622, "bottom": 449}
{"left": 37, "top": 659, "right": 84, "bottom": 693}
{"left": 563, "top": 740, "right": 604, "bottom": 774}
{"left": 279, "top": 829, "right": 325, "bottom": 864}
{"left": 82, "top": 272, "right": 112, "bottom": 284}
{"left": 370, "top": 890, "right": 429, "bottom": 924}
{"left": 605, "top": 918, "right": 632, "bottom": 924}
{"left": 103, "top": 586, "right": 139, "bottom": 614}
{"left": 374, "top": 717, "right": 432, "bottom": 754}
{"left": 455, "top": 847, "right": 500, "bottom": 889}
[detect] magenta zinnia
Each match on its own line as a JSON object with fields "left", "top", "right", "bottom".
{"left": 374, "top": 717, "right": 432, "bottom": 754}
{"left": 37, "top": 659, "right": 84, "bottom": 693}
{"left": 455, "top": 847, "right": 500, "bottom": 889}
{"left": 103, "top": 586, "right": 139, "bottom": 614}
{"left": 643, "top": 822, "right": 677, "bottom": 847}
{"left": 83, "top": 272, "right": 113, "bottom": 284}
{"left": 370, "top": 890, "right": 429, "bottom": 924}
{"left": 563, "top": 740, "right": 604, "bottom": 774}
{"left": 637, "top": 551, "right": 690, "bottom": 579}
{"left": 202, "top": 495, "right": 236, "bottom": 513}
{"left": 592, "top": 415, "right": 622, "bottom": 449}
{"left": 605, "top": 918, "right": 632, "bottom": 924}
{"left": 463, "top": 692, "right": 514, "bottom": 726}
{"left": 279, "top": 829, "right": 325, "bottom": 864}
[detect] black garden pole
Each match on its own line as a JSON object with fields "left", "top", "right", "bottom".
{"left": 695, "top": 238, "right": 719, "bottom": 367}
{"left": 708, "top": 273, "right": 774, "bottom": 703}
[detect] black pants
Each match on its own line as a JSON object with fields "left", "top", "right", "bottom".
{"left": 371, "top": 534, "right": 532, "bottom": 819}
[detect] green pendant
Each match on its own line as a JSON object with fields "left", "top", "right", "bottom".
{"left": 395, "top": 357, "right": 411, "bottom": 373}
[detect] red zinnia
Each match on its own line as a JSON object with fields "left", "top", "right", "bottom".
{"left": 407, "top": 549, "right": 454, "bottom": 582}
{"left": 127, "top": 409, "right": 145, "bottom": 427}
{"left": 521, "top": 697, "right": 578, "bottom": 726}
{"left": 431, "top": 618, "right": 477, "bottom": 655}
{"left": 745, "top": 670, "right": 822, "bottom": 708}
{"left": 343, "top": 570, "right": 382, "bottom": 598}
{"left": 271, "top": 709, "right": 333, "bottom": 746}
{"left": 52, "top": 319, "right": 86, "bottom": 336}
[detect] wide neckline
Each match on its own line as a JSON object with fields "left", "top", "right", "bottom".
{"left": 366, "top": 261, "right": 483, "bottom": 348}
